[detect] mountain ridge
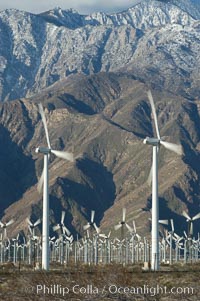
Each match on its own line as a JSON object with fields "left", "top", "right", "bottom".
{"left": 39, "top": 0, "right": 200, "bottom": 28}
{"left": 0, "top": 0, "right": 200, "bottom": 102}
{"left": 0, "top": 72, "right": 199, "bottom": 238}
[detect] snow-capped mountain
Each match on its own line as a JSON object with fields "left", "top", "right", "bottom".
{"left": 40, "top": 0, "right": 200, "bottom": 27}
{"left": 0, "top": 0, "right": 199, "bottom": 102}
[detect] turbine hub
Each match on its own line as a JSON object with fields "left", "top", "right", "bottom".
{"left": 143, "top": 137, "right": 160, "bottom": 146}
{"left": 35, "top": 146, "right": 51, "bottom": 155}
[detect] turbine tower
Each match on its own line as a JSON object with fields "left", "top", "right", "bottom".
{"left": 143, "top": 90, "right": 182, "bottom": 271}
{"left": 36, "top": 103, "right": 73, "bottom": 270}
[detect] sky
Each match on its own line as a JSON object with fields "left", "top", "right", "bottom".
{"left": 0, "top": 0, "right": 140, "bottom": 14}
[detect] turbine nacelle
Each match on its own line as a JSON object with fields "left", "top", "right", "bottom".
{"left": 35, "top": 147, "right": 51, "bottom": 155}
{"left": 143, "top": 137, "right": 160, "bottom": 146}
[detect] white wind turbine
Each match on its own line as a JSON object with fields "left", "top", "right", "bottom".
{"left": 36, "top": 103, "right": 73, "bottom": 270}
{"left": 182, "top": 210, "right": 200, "bottom": 237}
{"left": 0, "top": 219, "right": 14, "bottom": 240}
{"left": 53, "top": 211, "right": 66, "bottom": 233}
{"left": 114, "top": 208, "right": 129, "bottom": 240}
{"left": 83, "top": 210, "right": 100, "bottom": 234}
{"left": 53, "top": 210, "right": 72, "bottom": 238}
{"left": 143, "top": 90, "right": 183, "bottom": 271}
{"left": 26, "top": 217, "right": 41, "bottom": 237}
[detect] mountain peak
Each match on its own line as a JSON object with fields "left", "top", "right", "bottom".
{"left": 50, "top": 7, "right": 79, "bottom": 15}
{"left": 39, "top": 7, "right": 84, "bottom": 28}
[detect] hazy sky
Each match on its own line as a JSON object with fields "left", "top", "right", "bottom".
{"left": 0, "top": 0, "right": 139, "bottom": 14}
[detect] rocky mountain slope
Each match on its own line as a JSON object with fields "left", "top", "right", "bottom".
{"left": 0, "top": 0, "right": 200, "bottom": 238}
{"left": 0, "top": 0, "right": 200, "bottom": 102}
{"left": 1, "top": 72, "right": 200, "bottom": 238}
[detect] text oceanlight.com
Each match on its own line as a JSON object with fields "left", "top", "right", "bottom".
{"left": 34, "top": 284, "right": 194, "bottom": 297}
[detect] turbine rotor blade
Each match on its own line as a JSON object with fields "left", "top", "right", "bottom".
{"left": 126, "top": 223, "right": 133, "bottom": 233}
{"left": 28, "top": 225, "right": 33, "bottom": 236}
{"left": 51, "top": 150, "right": 73, "bottom": 162}
{"left": 94, "top": 223, "right": 100, "bottom": 234}
{"left": 160, "top": 141, "right": 183, "bottom": 155}
{"left": 133, "top": 220, "right": 136, "bottom": 233}
{"left": 192, "top": 212, "right": 200, "bottom": 221}
{"left": 122, "top": 208, "right": 126, "bottom": 223}
{"left": 114, "top": 224, "right": 122, "bottom": 231}
{"left": 63, "top": 226, "right": 71, "bottom": 236}
{"left": 53, "top": 224, "right": 60, "bottom": 232}
{"left": 173, "top": 232, "right": 180, "bottom": 240}
{"left": 34, "top": 219, "right": 41, "bottom": 227}
{"left": 26, "top": 218, "right": 33, "bottom": 227}
{"left": 136, "top": 233, "right": 141, "bottom": 240}
{"left": 147, "top": 90, "right": 161, "bottom": 140}
{"left": 38, "top": 103, "right": 51, "bottom": 149}
{"left": 61, "top": 211, "right": 65, "bottom": 225}
{"left": 159, "top": 219, "right": 169, "bottom": 225}
{"left": 182, "top": 210, "right": 191, "bottom": 221}
{"left": 91, "top": 210, "right": 95, "bottom": 224}
{"left": 83, "top": 224, "right": 90, "bottom": 231}
{"left": 99, "top": 233, "right": 107, "bottom": 239}
{"left": 170, "top": 219, "right": 174, "bottom": 233}
{"left": 66, "top": 234, "right": 72, "bottom": 243}
{"left": 6, "top": 219, "right": 14, "bottom": 227}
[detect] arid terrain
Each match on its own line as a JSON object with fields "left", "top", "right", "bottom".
{"left": 0, "top": 262, "right": 200, "bottom": 301}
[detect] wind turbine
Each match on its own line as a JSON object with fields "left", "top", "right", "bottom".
{"left": 26, "top": 217, "right": 41, "bottom": 237}
{"left": 83, "top": 210, "right": 100, "bottom": 234}
{"left": 36, "top": 103, "right": 73, "bottom": 270}
{"left": 143, "top": 90, "right": 183, "bottom": 271}
{"left": 53, "top": 211, "right": 73, "bottom": 264}
{"left": 182, "top": 210, "right": 200, "bottom": 237}
{"left": 99, "top": 231, "right": 111, "bottom": 264}
{"left": 0, "top": 219, "right": 14, "bottom": 240}
{"left": 114, "top": 208, "right": 129, "bottom": 240}
{"left": 126, "top": 220, "right": 141, "bottom": 264}
{"left": 53, "top": 211, "right": 69, "bottom": 234}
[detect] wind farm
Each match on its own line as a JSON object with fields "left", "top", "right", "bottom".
{"left": 0, "top": 95, "right": 199, "bottom": 271}
{"left": 1, "top": 209, "right": 200, "bottom": 268}
{"left": 0, "top": 76, "right": 199, "bottom": 301}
